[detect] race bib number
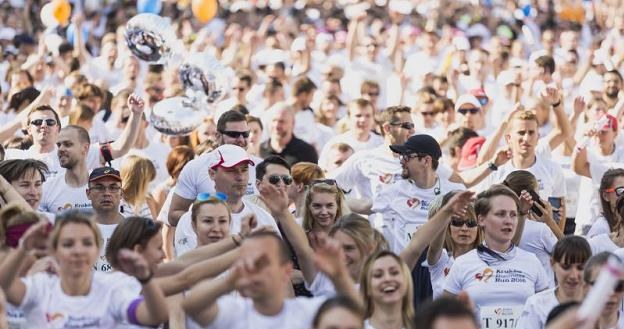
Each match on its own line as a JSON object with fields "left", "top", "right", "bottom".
{"left": 480, "top": 306, "right": 523, "bottom": 329}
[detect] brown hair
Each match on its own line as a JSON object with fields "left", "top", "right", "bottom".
{"left": 0, "top": 159, "right": 48, "bottom": 183}
{"left": 69, "top": 104, "right": 96, "bottom": 126}
{"left": 105, "top": 217, "right": 162, "bottom": 270}
{"left": 27, "top": 105, "right": 61, "bottom": 131}
{"left": 347, "top": 98, "right": 373, "bottom": 116}
{"left": 302, "top": 182, "right": 348, "bottom": 232}
{"left": 51, "top": 210, "right": 102, "bottom": 250}
{"left": 474, "top": 184, "right": 520, "bottom": 217}
{"left": 74, "top": 83, "right": 103, "bottom": 101}
{"left": 291, "top": 162, "right": 325, "bottom": 186}
{"left": 191, "top": 198, "right": 232, "bottom": 225}
{"left": 120, "top": 155, "right": 156, "bottom": 212}
{"left": 330, "top": 214, "right": 379, "bottom": 257}
{"left": 166, "top": 146, "right": 195, "bottom": 180}
{"left": 600, "top": 169, "right": 624, "bottom": 232}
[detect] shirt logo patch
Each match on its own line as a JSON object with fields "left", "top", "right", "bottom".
{"left": 475, "top": 268, "right": 494, "bottom": 282}
{"left": 406, "top": 198, "right": 421, "bottom": 209}
{"left": 379, "top": 173, "right": 395, "bottom": 184}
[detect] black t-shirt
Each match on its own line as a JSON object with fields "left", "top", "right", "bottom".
{"left": 259, "top": 135, "right": 319, "bottom": 165}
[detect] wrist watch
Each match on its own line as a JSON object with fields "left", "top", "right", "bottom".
{"left": 487, "top": 162, "right": 498, "bottom": 171}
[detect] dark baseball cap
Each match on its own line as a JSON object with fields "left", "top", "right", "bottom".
{"left": 89, "top": 167, "right": 121, "bottom": 182}
{"left": 389, "top": 134, "right": 442, "bottom": 159}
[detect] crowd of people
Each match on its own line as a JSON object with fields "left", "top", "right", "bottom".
{"left": 1, "top": 0, "right": 624, "bottom": 328}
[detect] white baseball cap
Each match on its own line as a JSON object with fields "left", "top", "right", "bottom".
{"left": 209, "top": 145, "right": 255, "bottom": 170}
{"left": 454, "top": 94, "right": 482, "bottom": 112}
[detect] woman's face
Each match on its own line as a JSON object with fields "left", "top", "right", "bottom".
{"left": 604, "top": 176, "right": 624, "bottom": 210}
{"left": 449, "top": 216, "right": 479, "bottom": 248}
{"left": 320, "top": 98, "right": 339, "bottom": 120}
{"left": 196, "top": 121, "right": 217, "bottom": 145}
{"left": 137, "top": 230, "right": 165, "bottom": 270}
{"left": 193, "top": 203, "right": 231, "bottom": 246}
{"left": 552, "top": 260, "right": 583, "bottom": 297}
{"left": 369, "top": 256, "right": 407, "bottom": 305}
{"left": 585, "top": 267, "right": 624, "bottom": 316}
{"left": 54, "top": 223, "right": 99, "bottom": 275}
{"left": 333, "top": 230, "right": 364, "bottom": 280}
{"left": 479, "top": 195, "right": 518, "bottom": 247}
{"left": 314, "top": 307, "right": 363, "bottom": 329}
{"left": 11, "top": 169, "right": 43, "bottom": 210}
{"left": 309, "top": 192, "right": 338, "bottom": 229}
{"left": 248, "top": 121, "right": 263, "bottom": 146}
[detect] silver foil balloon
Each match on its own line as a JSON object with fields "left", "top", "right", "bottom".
{"left": 124, "top": 13, "right": 178, "bottom": 63}
{"left": 179, "top": 53, "right": 228, "bottom": 104}
{"left": 150, "top": 97, "right": 206, "bottom": 135}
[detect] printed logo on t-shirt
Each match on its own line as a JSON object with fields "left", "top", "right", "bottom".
{"left": 443, "top": 267, "right": 450, "bottom": 277}
{"left": 57, "top": 203, "right": 91, "bottom": 212}
{"left": 379, "top": 173, "right": 395, "bottom": 184}
{"left": 406, "top": 198, "right": 420, "bottom": 208}
{"left": 46, "top": 312, "right": 101, "bottom": 328}
{"left": 475, "top": 268, "right": 494, "bottom": 282}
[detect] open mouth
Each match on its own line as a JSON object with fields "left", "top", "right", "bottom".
{"left": 381, "top": 284, "right": 399, "bottom": 295}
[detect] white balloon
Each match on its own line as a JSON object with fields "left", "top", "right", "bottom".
{"left": 40, "top": 3, "right": 58, "bottom": 28}
{"left": 150, "top": 97, "right": 207, "bottom": 135}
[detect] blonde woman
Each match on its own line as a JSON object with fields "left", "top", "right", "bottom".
{"left": 302, "top": 179, "right": 349, "bottom": 249}
{"left": 360, "top": 251, "right": 415, "bottom": 329}
{"left": 120, "top": 155, "right": 157, "bottom": 219}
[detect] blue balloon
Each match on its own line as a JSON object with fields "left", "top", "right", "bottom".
{"left": 137, "top": 0, "right": 162, "bottom": 14}
{"left": 522, "top": 4, "right": 532, "bottom": 17}
{"left": 66, "top": 23, "right": 89, "bottom": 44}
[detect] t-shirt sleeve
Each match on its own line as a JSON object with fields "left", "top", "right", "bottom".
{"left": 19, "top": 273, "right": 49, "bottom": 311}
{"left": 175, "top": 161, "right": 200, "bottom": 200}
{"left": 540, "top": 225, "right": 557, "bottom": 255}
{"left": 443, "top": 259, "right": 465, "bottom": 295}
{"left": 108, "top": 274, "right": 142, "bottom": 323}
{"left": 305, "top": 272, "right": 336, "bottom": 298}
{"left": 371, "top": 186, "right": 392, "bottom": 214}
{"left": 330, "top": 154, "right": 364, "bottom": 197}
{"left": 517, "top": 296, "right": 542, "bottom": 329}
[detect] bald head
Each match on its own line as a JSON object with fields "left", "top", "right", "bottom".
{"left": 270, "top": 103, "right": 295, "bottom": 140}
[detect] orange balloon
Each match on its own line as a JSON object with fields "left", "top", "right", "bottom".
{"left": 192, "top": 0, "right": 218, "bottom": 23}
{"left": 51, "top": 0, "right": 71, "bottom": 26}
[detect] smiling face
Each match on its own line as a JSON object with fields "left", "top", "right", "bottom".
{"left": 478, "top": 195, "right": 518, "bottom": 247}
{"left": 368, "top": 256, "right": 407, "bottom": 305}
{"left": 192, "top": 202, "right": 231, "bottom": 246}
{"left": 54, "top": 223, "right": 99, "bottom": 276}
{"left": 309, "top": 191, "right": 339, "bottom": 229}
{"left": 11, "top": 168, "right": 43, "bottom": 210}
{"left": 27, "top": 110, "right": 60, "bottom": 147}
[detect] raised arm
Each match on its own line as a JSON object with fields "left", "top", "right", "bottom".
{"left": 0, "top": 178, "right": 35, "bottom": 211}
{"left": 107, "top": 94, "right": 143, "bottom": 160}
{"left": 167, "top": 193, "right": 194, "bottom": 227}
{"left": 401, "top": 191, "right": 474, "bottom": 269}
{"left": 477, "top": 104, "right": 523, "bottom": 166}
{"left": 459, "top": 149, "right": 510, "bottom": 188}
{"left": 155, "top": 235, "right": 238, "bottom": 277}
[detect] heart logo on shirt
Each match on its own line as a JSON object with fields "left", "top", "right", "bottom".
{"left": 475, "top": 268, "right": 494, "bottom": 282}
{"left": 406, "top": 198, "right": 420, "bottom": 208}
{"left": 379, "top": 173, "right": 394, "bottom": 184}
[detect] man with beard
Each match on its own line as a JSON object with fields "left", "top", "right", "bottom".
{"left": 85, "top": 167, "right": 125, "bottom": 272}
{"left": 167, "top": 110, "right": 263, "bottom": 227}
{"left": 39, "top": 125, "right": 95, "bottom": 213}
{"left": 601, "top": 70, "right": 623, "bottom": 109}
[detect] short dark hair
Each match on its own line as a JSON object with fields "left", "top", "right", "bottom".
{"left": 535, "top": 55, "right": 556, "bottom": 74}
{"left": 312, "top": 295, "right": 364, "bottom": 328}
{"left": 292, "top": 76, "right": 317, "bottom": 96}
{"left": 447, "top": 128, "right": 478, "bottom": 158}
{"left": 414, "top": 297, "right": 478, "bottom": 329}
{"left": 217, "top": 110, "right": 247, "bottom": 132}
{"left": 0, "top": 159, "right": 48, "bottom": 183}
{"left": 551, "top": 235, "right": 591, "bottom": 266}
{"left": 583, "top": 252, "right": 612, "bottom": 283}
{"left": 545, "top": 301, "right": 579, "bottom": 327}
{"left": 379, "top": 105, "right": 410, "bottom": 125}
{"left": 105, "top": 217, "right": 162, "bottom": 270}
{"left": 256, "top": 155, "right": 291, "bottom": 180}
{"left": 246, "top": 115, "right": 263, "bottom": 131}
{"left": 605, "top": 70, "right": 624, "bottom": 82}
{"left": 246, "top": 231, "right": 291, "bottom": 264}
{"left": 62, "top": 125, "right": 91, "bottom": 145}
{"left": 236, "top": 71, "right": 253, "bottom": 88}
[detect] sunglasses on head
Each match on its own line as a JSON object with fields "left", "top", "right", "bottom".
{"left": 268, "top": 174, "right": 293, "bottom": 185}
{"left": 197, "top": 192, "right": 228, "bottom": 202}
{"left": 587, "top": 280, "right": 624, "bottom": 293}
{"left": 389, "top": 121, "right": 415, "bottom": 130}
{"left": 458, "top": 108, "right": 480, "bottom": 115}
{"left": 605, "top": 186, "right": 624, "bottom": 197}
{"left": 219, "top": 130, "right": 250, "bottom": 139}
{"left": 30, "top": 119, "right": 57, "bottom": 127}
{"left": 450, "top": 218, "right": 478, "bottom": 228}
{"left": 311, "top": 179, "right": 338, "bottom": 186}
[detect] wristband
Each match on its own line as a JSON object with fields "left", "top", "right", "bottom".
{"left": 487, "top": 162, "right": 498, "bottom": 171}
{"left": 232, "top": 233, "right": 243, "bottom": 247}
{"left": 137, "top": 270, "right": 153, "bottom": 285}
{"left": 551, "top": 100, "right": 561, "bottom": 108}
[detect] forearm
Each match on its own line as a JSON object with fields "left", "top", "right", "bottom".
{"left": 400, "top": 208, "right": 452, "bottom": 269}
{"left": 155, "top": 238, "right": 237, "bottom": 277}
{"left": 183, "top": 276, "right": 232, "bottom": 320}
{"left": 546, "top": 220, "right": 564, "bottom": 240}
{"left": 477, "top": 125, "right": 506, "bottom": 165}
{"left": 136, "top": 280, "right": 169, "bottom": 325}
{"left": 110, "top": 113, "right": 141, "bottom": 159}
{"left": 457, "top": 163, "right": 494, "bottom": 188}
{"left": 274, "top": 210, "right": 317, "bottom": 283}
{"left": 330, "top": 271, "right": 362, "bottom": 310}
{"left": 0, "top": 180, "right": 31, "bottom": 211}
{"left": 0, "top": 248, "right": 27, "bottom": 305}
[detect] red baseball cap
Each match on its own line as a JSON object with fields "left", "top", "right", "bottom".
{"left": 458, "top": 136, "right": 486, "bottom": 171}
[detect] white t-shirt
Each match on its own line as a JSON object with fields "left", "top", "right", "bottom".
{"left": 518, "top": 220, "right": 558, "bottom": 288}
{"left": 191, "top": 294, "right": 326, "bottom": 329}
{"left": 478, "top": 155, "right": 566, "bottom": 199}
{"left": 5, "top": 145, "right": 101, "bottom": 179}
{"left": 174, "top": 200, "right": 279, "bottom": 256}
{"left": 588, "top": 233, "right": 619, "bottom": 255}
{"left": 587, "top": 216, "right": 611, "bottom": 238}
{"left": 424, "top": 250, "right": 455, "bottom": 299}
{"left": 372, "top": 177, "right": 465, "bottom": 252}
{"left": 94, "top": 223, "right": 118, "bottom": 273}
{"left": 444, "top": 248, "right": 549, "bottom": 328}
{"left": 318, "top": 131, "right": 383, "bottom": 168}
{"left": 19, "top": 271, "right": 140, "bottom": 329}
{"left": 39, "top": 175, "right": 91, "bottom": 213}
{"left": 173, "top": 151, "right": 259, "bottom": 201}
{"left": 120, "top": 199, "right": 153, "bottom": 219}
{"left": 517, "top": 287, "right": 559, "bottom": 329}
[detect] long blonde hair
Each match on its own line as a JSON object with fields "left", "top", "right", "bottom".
{"left": 120, "top": 155, "right": 156, "bottom": 212}
{"left": 360, "top": 251, "right": 415, "bottom": 329}
{"left": 302, "top": 182, "right": 349, "bottom": 232}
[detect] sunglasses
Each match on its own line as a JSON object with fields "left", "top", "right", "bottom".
{"left": 311, "top": 179, "right": 337, "bottom": 186}
{"left": 197, "top": 192, "right": 228, "bottom": 202}
{"left": 587, "top": 280, "right": 624, "bottom": 293}
{"left": 366, "top": 91, "right": 380, "bottom": 97}
{"left": 30, "top": 119, "right": 57, "bottom": 127}
{"left": 458, "top": 108, "right": 480, "bottom": 115}
{"left": 268, "top": 175, "right": 293, "bottom": 185}
{"left": 219, "top": 130, "right": 250, "bottom": 139}
{"left": 421, "top": 111, "right": 436, "bottom": 116}
{"left": 233, "top": 87, "right": 247, "bottom": 91}
{"left": 450, "top": 218, "right": 478, "bottom": 228}
{"left": 389, "top": 121, "right": 415, "bottom": 130}
{"left": 605, "top": 186, "right": 624, "bottom": 197}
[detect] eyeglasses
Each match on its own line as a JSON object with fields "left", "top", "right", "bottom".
{"left": 605, "top": 186, "right": 624, "bottom": 197}
{"left": 389, "top": 121, "right": 415, "bottom": 130}
{"left": 587, "top": 280, "right": 624, "bottom": 293}
{"left": 89, "top": 184, "right": 122, "bottom": 193}
{"left": 450, "top": 217, "right": 478, "bottom": 228}
{"left": 421, "top": 111, "right": 436, "bottom": 116}
{"left": 219, "top": 130, "right": 250, "bottom": 139}
{"left": 311, "top": 179, "right": 338, "bottom": 186}
{"left": 458, "top": 108, "right": 480, "bottom": 115}
{"left": 197, "top": 192, "right": 228, "bottom": 202}
{"left": 268, "top": 175, "right": 293, "bottom": 185}
{"left": 30, "top": 119, "right": 57, "bottom": 127}
{"left": 400, "top": 153, "right": 426, "bottom": 162}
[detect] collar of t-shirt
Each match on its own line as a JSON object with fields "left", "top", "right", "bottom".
{"left": 477, "top": 242, "right": 517, "bottom": 266}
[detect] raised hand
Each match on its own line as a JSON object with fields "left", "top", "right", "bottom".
{"left": 27, "top": 256, "right": 59, "bottom": 276}
{"left": 258, "top": 182, "right": 290, "bottom": 216}
{"left": 117, "top": 249, "right": 151, "bottom": 281}
{"left": 540, "top": 85, "right": 561, "bottom": 106}
{"left": 313, "top": 234, "right": 347, "bottom": 280}
{"left": 239, "top": 214, "right": 257, "bottom": 238}
{"left": 494, "top": 148, "right": 512, "bottom": 167}
{"left": 18, "top": 220, "right": 50, "bottom": 252}
{"left": 518, "top": 190, "right": 534, "bottom": 215}
{"left": 532, "top": 200, "right": 555, "bottom": 224}
{"left": 127, "top": 94, "right": 145, "bottom": 114}
{"left": 573, "top": 96, "right": 586, "bottom": 116}
{"left": 443, "top": 190, "right": 475, "bottom": 218}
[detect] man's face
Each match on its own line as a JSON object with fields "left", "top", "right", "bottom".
{"left": 456, "top": 104, "right": 483, "bottom": 131}
{"left": 349, "top": 105, "right": 374, "bottom": 134}
{"left": 145, "top": 82, "right": 165, "bottom": 105}
{"left": 219, "top": 121, "right": 249, "bottom": 149}
{"left": 57, "top": 129, "right": 88, "bottom": 169}
{"left": 27, "top": 110, "right": 60, "bottom": 147}
{"left": 505, "top": 119, "right": 539, "bottom": 157}
{"left": 232, "top": 77, "right": 250, "bottom": 102}
{"left": 258, "top": 164, "right": 291, "bottom": 194}
{"left": 361, "top": 87, "right": 380, "bottom": 108}
{"left": 603, "top": 73, "right": 622, "bottom": 98}
{"left": 86, "top": 177, "right": 122, "bottom": 212}
{"left": 325, "top": 148, "right": 354, "bottom": 173}
{"left": 271, "top": 109, "right": 294, "bottom": 141}
{"left": 387, "top": 112, "right": 415, "bottom": 145}
{"left": 124, "top": 57, "right": 139, "bottom": 81}
{"left": 210, "top": 164, "right": 249, "bottom": 200}
{"left": 235, "top": 237, "right": 291, "bottom": 299}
